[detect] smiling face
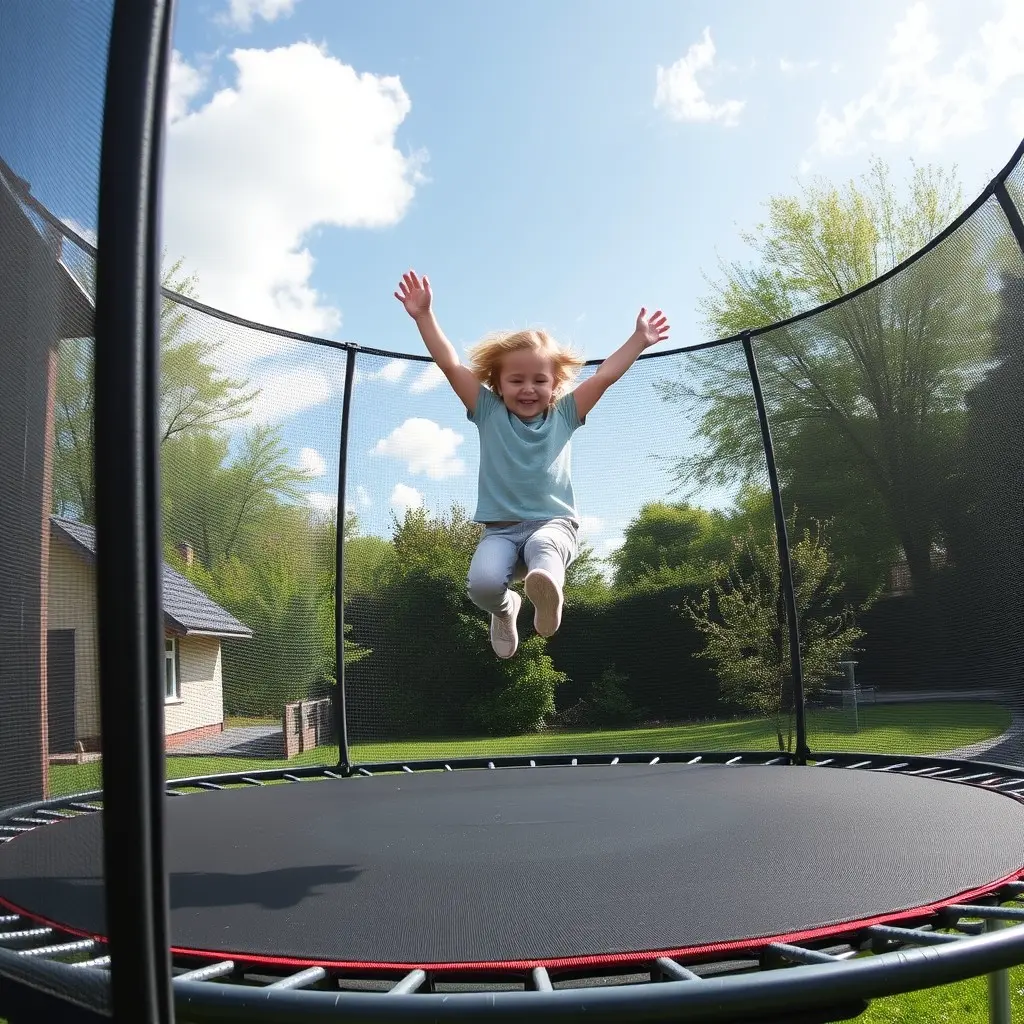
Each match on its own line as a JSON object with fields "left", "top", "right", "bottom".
{"left": 497, "top": 347, "right": 556, "bottom": 419}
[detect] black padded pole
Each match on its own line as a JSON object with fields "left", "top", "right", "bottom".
{"left": 994, "top": 181, "right": 1024, "bottom": 257}
{"left": 334, "top": 346, "right": 356, "bottom": 771}
{"left": 93, "top": 0, "right": 176, "bottom": 1021}
{"left": 742, "top": 334, "right": 808, "bottom": 763}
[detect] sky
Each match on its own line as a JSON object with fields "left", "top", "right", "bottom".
{"left": 4, "top": 0, "right": 1024, "bottom": 566}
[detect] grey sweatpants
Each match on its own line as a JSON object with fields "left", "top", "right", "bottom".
{"left": 467, "top": 518, "right": 579, "bottom": 617}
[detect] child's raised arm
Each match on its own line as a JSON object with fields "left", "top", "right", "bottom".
{"left": 572, "top": 307, "right": 670, "bottom": 419}
{"left": 394, "top": 270, "right": 480, "bottom": 413}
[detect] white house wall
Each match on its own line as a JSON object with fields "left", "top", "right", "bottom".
{"left": 47, "top": 538, "right": 100, "bottom": 742}
{"left": 164, "top": 635, "right": 224, "bottom": 735}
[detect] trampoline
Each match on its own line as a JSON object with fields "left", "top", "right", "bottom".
{"left": 3, "top": 2, "right": 1024, "bottom": 1023}
{"left": 4, "top": 752, "right": 1024, "bottom": 1022}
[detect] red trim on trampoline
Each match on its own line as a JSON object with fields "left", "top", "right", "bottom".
{"left": 3, "top": 867, "right": 1023, "bottom": 973}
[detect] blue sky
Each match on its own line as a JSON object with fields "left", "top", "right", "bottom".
{"left": 4, "top": 0, "right": 1024, "bottom": 563}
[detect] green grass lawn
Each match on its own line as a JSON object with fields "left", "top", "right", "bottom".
{"left": 22, "top": 701, "right": 1020, "bottom": 1022}
{"left": 47, "top": 701, "right": 1009, "bottom": 798}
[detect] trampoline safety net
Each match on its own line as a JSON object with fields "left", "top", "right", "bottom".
{"left": 1, "top": 53, "right": 1023, "bottom": 800}
{"left": 2, "top": 2, "right": 1024, "bottom": 1017}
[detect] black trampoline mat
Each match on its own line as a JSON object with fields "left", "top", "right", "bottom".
{"left": 3, "top": 763, "right": 1024, "bottom": 966}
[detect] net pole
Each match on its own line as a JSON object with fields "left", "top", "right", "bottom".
{"left": 742, "top": 333, "right": 808, "bottom": 762}
{"left": 994, "top": 181, "right": 1024, "bottom": 255}
{"left": 334, "top": 346, "right": 356, "bottom": 771}
{"left": 92, "top": 0, "right": 176, "bottom": 1020}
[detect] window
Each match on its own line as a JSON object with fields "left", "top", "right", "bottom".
{"left": 164, "top": 637, "right": 180, "bottom": 701}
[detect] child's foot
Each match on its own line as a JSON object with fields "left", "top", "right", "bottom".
{"left": 524, "top": 569, "right": 563, "bottom": 637}
{"left": 490, "top": 589, "right": 522, "bottom": 658}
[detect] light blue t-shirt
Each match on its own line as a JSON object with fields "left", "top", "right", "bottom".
{"left": 468, "top": 384, "right": 584, "bottom": 523}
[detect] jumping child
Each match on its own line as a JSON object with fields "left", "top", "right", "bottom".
{"left": 394, "top": 270, "right": 669, "bottom": 658}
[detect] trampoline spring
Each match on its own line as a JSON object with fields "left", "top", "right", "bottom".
{"left": 358, "top": 769, "right": 373, "bottom": 776}
{"left": 530, "top": 760, "right": 537, "bottom": 768}
{"left": 71, "top": 956, "right": 111, "bottom": 970}
{"left": 946, "top": 904, "right": 1024, "bottom": 922}
{"left": 650, "top": 757, "right": 660, "bottom": 765}
{"left": 487, "top": 762, "right": 495, "bottom": 769}
{"left": 571, "top": 758, "right": 578, "bottom": 766}
{"left": 283, "top": 774, "right": 303, "bottom": 783}
{"left": 611, "top": 757, "right": 619, "bottom": 765}
{"left": 847, "top": 761, "right": 872, "bottom": 769}
{"left": 196, "top": 782, "right": 224, "bottom": 791}
{"left": 0, "top": 916, "right": 20, "bottom": 925}
{"left": 388, "top": 969, "right": 428, "bottom": 995}
{"left": 402, "top": 766, "right": 413, "bottom": 773}
{"left": 173, "top": 960, "right": 236, "bottom": 983}
{"left": 0, "top": 929, "right": 53, "bottom": 945}
{"left": 12, "top": 817, "right": 57, "bottom": 826}
{"left": 531, "top": 966, "right": 553, "bottom": 991}
{"left": 66, "top": 803, "right": 102, "bottom": 812}
{"left": 0, "top": 826, "right": 32, "bottom": 833}
{"left": 444, "top": 765, "right": 453, "bottom": 771}
{"left": 687, "top": 756, "right": 702, "bottom": 764}
{"left": 876, "top": 763, "right": 909, "bottom": 772}
{"left": 323, "top": 771, "right": 344, "bottom": 779}
{"left": 17, "top": 938, "right": 96, "bottom": 958}
{"left": 867, "top": 925, "right": 961, "bottom": 946}
{"left": 241, "top": 777, "right": 265, "bottom": 786}
{"left": 765, "top": 943, "right": 843, "bottom": 966}
{"left": 166, "top": 790, "right": 187, "bottom": 797}
{"left": 727, "top": 757, "right": 742, "bottom": 765}
{"left": 265, "top": 966, "right": 327, "bottom": 990}
{"left": 654, "top": 957, "right": 700, "bottom": 981}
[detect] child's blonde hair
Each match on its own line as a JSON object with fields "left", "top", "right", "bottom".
{"left": 465, "top": 329, "right": 584, "bottom": 402}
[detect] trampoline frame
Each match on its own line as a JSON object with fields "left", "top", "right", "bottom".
{"left": 2, "top": 0, "right": 1024, "bottom": 1020}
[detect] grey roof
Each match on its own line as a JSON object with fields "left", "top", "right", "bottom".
{"left": 51, "top": 518, "right": 252, "bottom": 639}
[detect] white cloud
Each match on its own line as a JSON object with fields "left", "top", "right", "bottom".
{"left": 221, "top": 0, "right": 300, "bottom": 31}
{"left": 307, "top": 491, "right": 337, "bottom": 515}
{"left": 390, "top": 482, "right": 423, "bottom": 515}
{"left": 355, "top": 485, "right": 372, "bottom": 508}
{"left": 245, "top": 364, "right": 336, "bottom": 426}
{"left": 654, "top": 28, "right": 745, "bottom": 127}
{"left": 409, "top": 362, "right": 445, "bottom": 394}
{"left": 297, "top": 446, "right": 326, "bottom": 477}
{"left": 162, "top": 42, "right": 425, "bottom": 339}
{"left": 358, "top": 359, "right": 408, "bottom": 385}
{"left": 599, "top": 536, "right": 624, "bottom": 557}
{"left": 372, "top": 418, "right": 466, "bottom": 479}
{"left": 168, "top": 50, "right": 205, "bottom": 123}
{"left": 780, "top": 57, "right": 821, "bottom": 75}
{"left": 809, "top": 1, "right": 1024, "bottom": 160}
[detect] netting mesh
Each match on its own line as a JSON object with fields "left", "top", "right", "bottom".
{"left": 341, "top": 343, "right": 784, "bottom": 758}
{"left": 0, "top": 16, "right": 1022, "bottom": 808}
{"left": 152, "top": 299, "right": 349, "bottom": 768}
{"left": 758, "top": 192, "right": 1024, "bottom": 763}
{"left": 0, "top": 0, "right": 111, "bottom": 950}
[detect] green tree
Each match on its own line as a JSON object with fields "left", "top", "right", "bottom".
{"left": 683, "top": 518, "right": 867, "bottom": 752}
{"left": 659, "top": 158, "right": 1000, "bottom": 591}
{"left": 51, "top": 259, "right": 255, "bottom": 521}
{"left": 162, "top": 425, "right": 309, "bottom": 568}
{"left": 610, "top": 501, "right": 735, "bottom": 590}
{"left": 344, "top": 504, "right": 566, "bottom": 739}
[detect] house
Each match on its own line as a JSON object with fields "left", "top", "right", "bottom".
{"left": 47, "top": 517, "right": 252, "bottom": 754}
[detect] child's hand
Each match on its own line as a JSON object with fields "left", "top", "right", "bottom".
{"left": 394, "top": 270, "right": 432, "bottom": 319}
{"left": 635, "top": 307, "right": 670, "bottom": 348}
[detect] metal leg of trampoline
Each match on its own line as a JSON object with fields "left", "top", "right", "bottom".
{"left": 987, "top": 917, "right": 1012, "bottom": 1024}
